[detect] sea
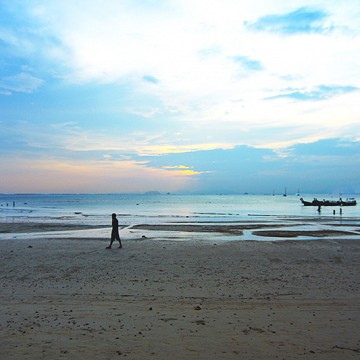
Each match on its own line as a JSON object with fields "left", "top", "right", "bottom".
{"left": 1, "top": 193, "right": 359, "bottom": 241}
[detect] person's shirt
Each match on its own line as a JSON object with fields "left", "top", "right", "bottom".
{"left": 112, "top": 217, "right": 118, "bottom": 229}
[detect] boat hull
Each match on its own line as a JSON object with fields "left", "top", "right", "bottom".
{"left": 300, "top": 198, "right": 357, "bottom": 207}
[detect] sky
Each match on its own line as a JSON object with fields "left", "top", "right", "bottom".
{"left": 1, "top": 0, "right": 360, "bottom": 194}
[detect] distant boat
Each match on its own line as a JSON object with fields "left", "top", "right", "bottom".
{"left": 300, "top": 197, "right": 357, "bottom": 207}
{"left": 283, "top": 187, "right": 287, "bottom": 197}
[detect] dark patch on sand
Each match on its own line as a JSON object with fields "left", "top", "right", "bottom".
{"left": 253, "top": 229, "right": 357, "bottom": 238}
{"left": 0, "top": 223, "right": 108, "bottom": 234}
{"left": 131, "top": 223, "right": 292, "bottom": 234}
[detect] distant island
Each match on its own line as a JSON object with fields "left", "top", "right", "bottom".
{"left": 144, "top": 191, "right": 171, "bottom": 195}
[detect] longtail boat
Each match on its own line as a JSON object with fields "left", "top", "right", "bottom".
{"left": 300, "top": 197, "right": 356, "bottom": 206}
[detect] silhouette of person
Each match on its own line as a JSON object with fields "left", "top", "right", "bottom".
{"left": 106, "top": 213, "right": 122, "bottom": 249}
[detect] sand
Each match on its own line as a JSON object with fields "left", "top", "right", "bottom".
{"left": 1, "top": 223, "right": 360, "bottom": 359}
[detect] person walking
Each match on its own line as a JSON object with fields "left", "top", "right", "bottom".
{"left": 106, "top": 213, "right": 122, "bottom": 249}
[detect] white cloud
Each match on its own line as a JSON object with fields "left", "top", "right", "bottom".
{"left": 0, "top": 72, "right": 43, "bottom": 94}
{"left": 8, "top": 0, "right": 359, "bottom": 149}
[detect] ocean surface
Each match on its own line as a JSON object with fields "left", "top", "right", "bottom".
{"left": 1, "top": 193, "right": 359, "bottom": 241}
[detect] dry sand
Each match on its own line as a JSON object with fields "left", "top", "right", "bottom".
{"left": 1, "top": 223, "right": 360, "bottom": 359}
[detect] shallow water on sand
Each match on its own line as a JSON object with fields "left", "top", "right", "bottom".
{"left": 1, "top": 194, "right": 359, "bottom": 241}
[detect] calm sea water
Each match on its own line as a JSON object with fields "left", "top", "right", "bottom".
{"left": 1, "top": 193, "right": 359, "bottom": 226}
{"left": 1, "top": 194, "right": 359, "bottom": 241}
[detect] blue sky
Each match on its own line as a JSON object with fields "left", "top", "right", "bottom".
{"left": 1, "top": 0, "right": 359, "bottom": 194}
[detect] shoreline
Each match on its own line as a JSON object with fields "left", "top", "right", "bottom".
{"left": 1, "top": 235, "right": 360, "bottom": 359}
{"left": 1, "top": 216, "right": 360, "bottom": 242}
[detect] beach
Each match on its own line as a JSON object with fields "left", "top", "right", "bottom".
{"left": 1, "top": 221, "right": 360, "bottom": 359}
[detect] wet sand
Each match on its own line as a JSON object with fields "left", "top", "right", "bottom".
{"left": 1, "top": 222, "right": 360, "bottom": 359}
